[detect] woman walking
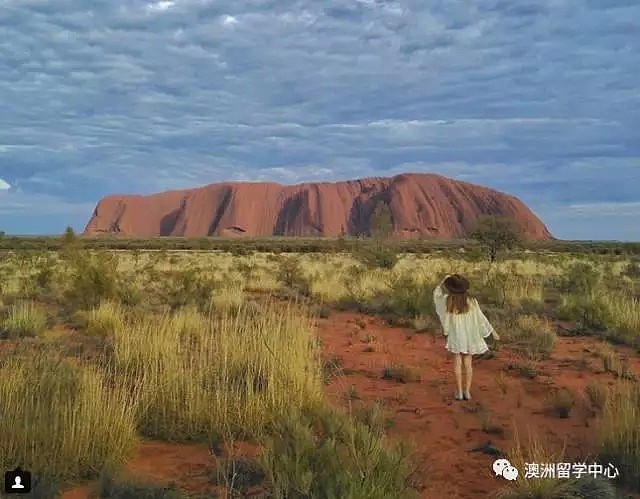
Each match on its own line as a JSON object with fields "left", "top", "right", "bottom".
{"left": 433, "top": 274, "right": 500, "bottom": 401}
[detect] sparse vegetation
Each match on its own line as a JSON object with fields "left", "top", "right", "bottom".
{"left": 506, "top": 314, "right": 556, "bottom": 360}
{"left": 470, "top": 216, "right": 522, "bottom": 262}
{"left": 258, "top": 408, "right": 416, "bottom": 499}
{"left": 499, "top": 428, "right": 617, "bottom": 499}
{"left": 598, "top": 381, "right": 640, "bottom": 491}
{"left": 585, "top": 382, "right": 608, "bottom": 411}
{"left": 1, "top": 300, "right": 48, "bottom": 338}
{"left": 547, "top": 388, "right": 575, "bottom": 418}
{"left": 382, "top": 365, "right": 422, "bottom": 383}
{"left": 0, "top": 241, "right": 638, "bottom": 496}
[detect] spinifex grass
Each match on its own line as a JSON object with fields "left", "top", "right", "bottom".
{"left": 598, "top": 381, "right": 640, "bottom": 491}
{"left": 85, "top": 300, "right": 126, "bottom": 338}
{"left": 110, "top": 300, "right": 323, "bottom": 442}
{"left": 1, "top": 300, "right": 47, "bottom": 338}
{"left": 499, "top": 428, "right": 616, "bottom": 499}
{"left": 0, "top": 350, "right": 138, "bottom": 481}
{"left": 259, "top": 407, "right": 416, "bottom": 499}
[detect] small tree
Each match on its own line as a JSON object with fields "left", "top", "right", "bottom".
{"left": 357, "top": 202, "right": 398, "bottom": 269}
{"left": 470, "top": 216, "right": 522, "bottom": 263}
{"left": 62, "top": 226, "right": 77, "bottom": 245}
{"left": 370, "top": 202, "right": 394, "bottom": 240}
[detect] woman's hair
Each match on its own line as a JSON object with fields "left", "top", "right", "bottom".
{"left": 446, "top": 293, "right": 470, "bottom": 314}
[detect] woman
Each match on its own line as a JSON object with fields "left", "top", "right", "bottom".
{"left": 433, "top": 274, "right": 500, "bottom": 401}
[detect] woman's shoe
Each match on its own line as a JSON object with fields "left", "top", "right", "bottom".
{"left": 463, "top": 391, "right": 471, "bottom": 400}
{"left": 455, "top": 391, "right": 464, "bottom": 401}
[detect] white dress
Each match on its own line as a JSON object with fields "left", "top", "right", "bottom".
{"left": 433, "top": 284, "right": 495, "bottom": 355}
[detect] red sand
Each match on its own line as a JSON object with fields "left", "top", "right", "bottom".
{"left": 62, "top": 310, "right": 639, "bottom": 498}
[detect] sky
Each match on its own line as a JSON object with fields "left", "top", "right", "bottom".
{"left": 0, "top": 0, "right": 638, "bottom": 240}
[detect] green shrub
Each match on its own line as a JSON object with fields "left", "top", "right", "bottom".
{"left": 259, "top": 408, "right": 417, "bottom": 499}
{"left": 355, "top": 245, "right": 398, "bottom": 270}
{"left": 65, "top": 253, "right": 120, "bottom": 310}
{"left": 164, "top": 269, "right": 218, "bottom": 310}
{"left": 557, "top": 262, "right": 601, "bottom": 295}
{"left": 278, "top": 257, "right": 310, "bottom": 295}
{"left": 352, "top": 402, "right": 395, "bottom": 433}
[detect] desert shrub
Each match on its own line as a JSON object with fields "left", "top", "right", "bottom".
{"left": 65, "top": 253, "right": 120, "bottom": 310}
{"left": 164, "top": 269, "right": 219, "bottom": 310}
{"left": 99, "top": 470, "right": 188, "bottom": 498}
{"left": 1, "top": 300, "right": 47, "bottom": 338}
{"left": 598, "top": 381, "right": 640, "bottom": 491}
{"left": 352, "top": 401, "right": 395, "bottom": 432}
{"left": 382, "top": 365, "right": 421, "bottom": 383}
{"left": 547, "top": 388, "right": 575, "bottom": 418}
{"left": 596, "top": 342, "right": 637, "bottom": 379}
{"left": 210, "top": 282, "right": 245, "bottom": 312}
{"left": 0, "top": 351, "right": 138, "bottom": 481}
{"left": 480, "top": 272, "right": 544, "bottom": 310}
{"left": 277, "top": 256, "right": 310, "bottom": 295}
{"left": 557, "top": 262, "right": 601, "bottom": 295}
{"left": 85, "top": 301, "right": 126, "bottom": 339}
{"left": 557, "top": 294, "right": 612, "bottom": 331}
{"left": 258, "top": 408, "right": 416, "bottom": 499}
{"left": 384, "top": 275, "right": 436, "bottom": 319}
{"left": 478, "top": 409, "right": 505, "bottom": 436}
{"left": 499, "top": 476, "right": 616, "bottom": 499}
{"left": 507, "top": 315, "right": 556, "bottom": 360}
{"left": 210, "top": 457, "right": 265, "bottom": 496}
{"left": 622, "top": 260, "right": 640, "bottom": 278}
{"left": 585, "top": 382, "right": 608, "bottom": 411}
{"left": 322, "top": 355, "right": 344, "bottom": 382}
{"left": 355, "top": 245, "right": 398, "bottom": 270}
{"left": 31, "top": 256, "right": 59, "bottom": 296}
{"left": 470, "top": 216, "right": 522, "bottom": 262}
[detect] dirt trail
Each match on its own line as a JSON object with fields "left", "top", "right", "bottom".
{"left": 61, "top": 310, "right": 639, "bottom": 498}
{"left": 318, "top": 311, "right": 639, "bottom": 499}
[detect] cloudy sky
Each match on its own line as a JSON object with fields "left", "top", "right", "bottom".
{"left": 0, "top": 0, "right": 638, "bottom": 239}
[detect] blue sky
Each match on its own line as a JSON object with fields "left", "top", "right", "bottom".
{"left": 0, "top": 0, "right": 638, "bottom": 239}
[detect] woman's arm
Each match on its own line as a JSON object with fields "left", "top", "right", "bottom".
{"left": 433, "top": 280, "right": 448, "bottom": 327}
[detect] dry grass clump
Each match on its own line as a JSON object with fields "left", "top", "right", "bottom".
{"left": 1, "top": 300, "right": 48, "bottom": 338}
{"left": 598, "top": 381, "right": 640, "bottom": 491}
{"left": 0, "top": 350, "right": 138, "bottom": 481}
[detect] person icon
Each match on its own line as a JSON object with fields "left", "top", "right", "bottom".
{"left": 4, "top": 466, "right": 32, "bottom": 494}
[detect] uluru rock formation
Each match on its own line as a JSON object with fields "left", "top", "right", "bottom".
{"left": 83, "top": 173, "right": 552, "bottom": 240}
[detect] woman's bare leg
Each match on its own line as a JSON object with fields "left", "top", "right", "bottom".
{"left": 453, "top": 353, "right": 463, "bottom": 396}
{"left": 463, "top": 354, "right": 473, "bottom": 397}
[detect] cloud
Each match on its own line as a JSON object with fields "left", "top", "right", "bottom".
{"left": 0, "top": 178, "right": 10, "bottom": 190}
{"left": 0, "top": 0, "right": 638, "bottom": 238}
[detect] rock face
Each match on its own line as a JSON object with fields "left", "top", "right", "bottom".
{"left": 83, "top": 173, "right": 552, "bottom": 240}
